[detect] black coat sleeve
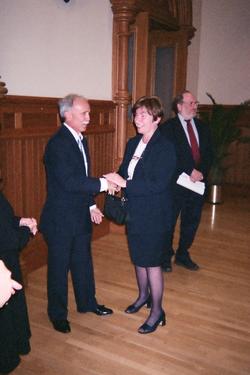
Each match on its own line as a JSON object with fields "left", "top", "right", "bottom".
{"left": 0, "top": 193, "right": 30, "bottom": 255}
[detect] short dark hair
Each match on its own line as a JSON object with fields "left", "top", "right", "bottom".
{"left": 132, "top": 96, "right": 164, "bottom": 121}
{"left": 172, "top": 90, "right": 191, "bottom": 114}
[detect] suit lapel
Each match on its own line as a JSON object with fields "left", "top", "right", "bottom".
{"left": 60, "top": 125, "right": 89, "bottom": 176}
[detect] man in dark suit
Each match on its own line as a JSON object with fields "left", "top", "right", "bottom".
{"left": 160, "top": 90, "right": 213, "bottom": 272}
{"left": 40, "top": 94, "right": 114, "bottom": 333}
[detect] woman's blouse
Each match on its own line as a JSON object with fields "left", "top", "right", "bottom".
{"left": 127, "top": 139, "right": 147, "bottom": 180}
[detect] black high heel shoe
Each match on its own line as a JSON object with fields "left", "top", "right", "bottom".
{"left": 138, "top": 310, "right": 166, "bottom": 334}
{"left": 125, "top": 296, "right": 151, "bottom": 314}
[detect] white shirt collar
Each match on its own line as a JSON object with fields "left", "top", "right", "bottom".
{"left": 178, "top": 114, "right": 199, "bottom": 144}
{"left": 178, "top": 113, "right": 194, "bottom": 126}
{"left": 63, "top": 122, "right": 83, "bottom": 142}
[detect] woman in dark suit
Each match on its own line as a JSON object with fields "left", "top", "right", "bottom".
{"left": 105, "top": 96, "right": 176, "bottom": 334}
{"left": 0, "top": 178, "right": 37, "bottom": 373}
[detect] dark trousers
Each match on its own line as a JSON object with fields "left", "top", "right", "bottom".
{"left": 165, "top": 188, "right": 205, "bottom": 261}
{"left": 45, "top": 232, "right": 97, "bottom": 321}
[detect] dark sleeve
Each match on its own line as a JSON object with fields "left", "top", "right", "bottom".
{"left": 0, "top": 195, "right": 30, "bottom": 254}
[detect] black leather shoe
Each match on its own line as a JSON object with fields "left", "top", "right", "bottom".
{"left": 18, "top": 341, "right": 31, "bottom": 355}
{"left": 125, "top": 296, "right": 151, "bottom": 314}
{"left": 52, "top": 319, "right": 71, "bottom": 333}
{"left": 175, "top": 256, "right": 199, "bottom": 271}
{"left": 138, "top": 310, "right": 166, "bottom": 334}
{"left": 92, "top": 304, "right": 113, "bottom": 316}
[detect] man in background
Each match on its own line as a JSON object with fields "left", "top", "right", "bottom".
{"left": 160, "top": 90, "right": 213, "bottom": 272}
{"left": 40, "top": 94, "right": 114, "bottom": 333}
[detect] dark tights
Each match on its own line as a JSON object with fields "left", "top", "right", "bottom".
{"left": 133, "top": 265, "right": 164, "bottom": 326}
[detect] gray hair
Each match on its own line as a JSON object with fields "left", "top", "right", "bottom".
{"left": 58, "top": 94, "right": 88, "bottom": 120}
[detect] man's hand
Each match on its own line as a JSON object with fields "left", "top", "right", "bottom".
{"left": 107, "top": 180, "right": 121, "bottom": 195}
{"left": 190, "top": 169, "right": 203, "bottom": 182}
{"left": 19, "top": 217, "right": 38, "bottom": 235}
{"left": 90, "top": 207, "right": 104, "bottom": 224}
{"left": 0, "top": 260, "right": 22, "bottom": 308}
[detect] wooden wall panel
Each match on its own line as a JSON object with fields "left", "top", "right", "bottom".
{"left": 0, "top": 95, "right": 116, "bottom": 279}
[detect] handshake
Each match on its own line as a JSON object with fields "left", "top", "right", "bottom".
{"left": 91, "top": 172, "right": 127, "bottom": 225}
{"left": 104, "top": 172, "right": 127, "bottom": 195}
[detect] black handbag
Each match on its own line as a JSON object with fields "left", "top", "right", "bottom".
{"left": 103, "top": 193, "right": 128, "bottom": 225}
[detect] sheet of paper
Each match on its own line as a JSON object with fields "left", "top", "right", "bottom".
{"left": 176, "top": 172, "right": 205, "bottom": 195}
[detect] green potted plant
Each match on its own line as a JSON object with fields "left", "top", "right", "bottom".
{"left": 199, "top": 93, "right": 250, "bottom": 203}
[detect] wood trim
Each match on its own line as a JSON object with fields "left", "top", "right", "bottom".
{"left": 111, "top": 0, "right": 138, "bottom": 168}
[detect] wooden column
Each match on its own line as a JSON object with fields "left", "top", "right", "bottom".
{"left": 110, "top": 0, "right": 138, "bottom": 168}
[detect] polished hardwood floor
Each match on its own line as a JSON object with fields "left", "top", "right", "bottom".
{"left": 13, "top": 187, "right": 250, "bottom": 375}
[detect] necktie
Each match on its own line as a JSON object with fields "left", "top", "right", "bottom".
{"left": 77, "top": 137, "right": 88, "bottom": 175}
{"left": 77, "top": 138, "right": 84, "bottom": 155}
{"left": 185, "top": 120, "right": 200, "bottom": 165}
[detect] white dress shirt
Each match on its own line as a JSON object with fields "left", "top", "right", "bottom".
{"left": 127, "top": 139, "right": 147, "bottom": 180}
{"left": 178, "top": 114, "right": 200, "bottom": 146}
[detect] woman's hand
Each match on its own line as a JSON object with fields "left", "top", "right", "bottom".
{"left": 104, "top": 172, "right": 126, "bottom": 188}
{"left": 106, "top": 180, "right": 121, "bottom": 195}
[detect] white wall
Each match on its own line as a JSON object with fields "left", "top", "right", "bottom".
{"left": 187, "top": 0, "right": 250, "bottom": 104}
{"left": 1, "top": 0, "right": 249, "bottom": 104}
{"left": 186, "top": 0, "right": 201, "bottom": 99}
{"left": 0, "top": 0, "right": 113, "bottom": 99}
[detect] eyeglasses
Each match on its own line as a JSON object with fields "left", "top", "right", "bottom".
{"left": 182, "top": 101, "right": 199, "bottom": 106}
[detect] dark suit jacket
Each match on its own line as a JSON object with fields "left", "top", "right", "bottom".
{"left": 40, "top": 125, "right": 101, "bottom": 239}
{"left": 118, "top": 129, "right": 176, "bottom": 235}
{"left": 160, "top": 116, "right": 213, "bottom": 191}
{"left": 0, "top": 192, "right": 30, "bottom": 258}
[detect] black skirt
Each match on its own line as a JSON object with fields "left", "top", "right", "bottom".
{"left": 127, "top": 231, "right": 168, "bottom": 267}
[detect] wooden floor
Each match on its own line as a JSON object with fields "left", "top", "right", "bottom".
{"left": 13, "top": 187, "right": 250, "bottom": 375}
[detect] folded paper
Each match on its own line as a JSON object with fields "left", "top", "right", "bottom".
{"left": 176, "top": 172, "right": 205, "bottom": 195}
